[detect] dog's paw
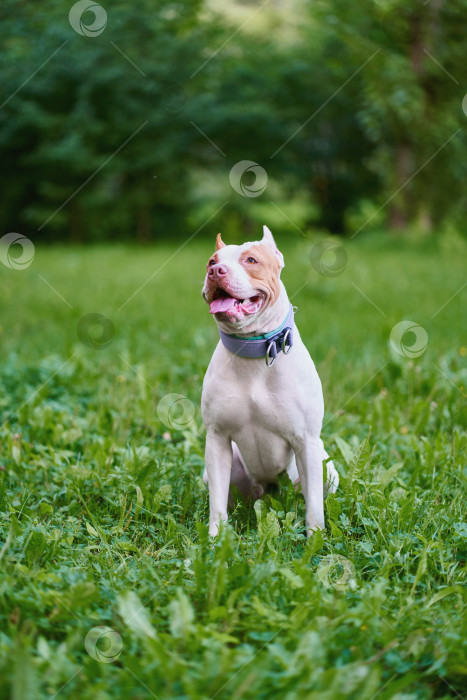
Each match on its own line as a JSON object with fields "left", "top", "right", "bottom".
{"left": 251, "top": 483, "right": 265, "bottom": 500}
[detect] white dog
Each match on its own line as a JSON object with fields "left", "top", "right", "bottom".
{"left": 201, "top": 226, "right": 338, "bottom": 536}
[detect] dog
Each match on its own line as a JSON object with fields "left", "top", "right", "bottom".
{"left": 201, "top": 226, "right": 338, "bottom": 536}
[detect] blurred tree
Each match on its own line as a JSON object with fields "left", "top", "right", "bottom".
{"left": 309, "top": 0, "right": 467, "bottom": 232}
{"left": 0, "top": 0, "right": 217, "bottom": 241}
{"left": 0, "top": 0, "right": 465, "bottom": 241}
{"left": 188, "top": 23, "right": 379, "bottom": 234}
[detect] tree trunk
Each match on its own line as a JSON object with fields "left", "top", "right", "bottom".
{"left": 388, "top": 142, "right": 411, "bottom": 231}
{"left": 137, "top": 206, "right": 152, "bottom": 243}
{"left": 70, "top": 200, "right": 83, "bottom": 243}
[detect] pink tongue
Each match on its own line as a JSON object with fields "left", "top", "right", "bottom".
{"left": 210, "top": 296, "right": 237, "bottom": 314}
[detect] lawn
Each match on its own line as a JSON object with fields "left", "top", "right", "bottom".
{"left": 0, "top": 232, "right": 466, "bottom": 699}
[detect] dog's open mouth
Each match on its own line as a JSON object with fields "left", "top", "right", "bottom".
{"left": 209, "top": 290, "right": 264, "bottom": 316}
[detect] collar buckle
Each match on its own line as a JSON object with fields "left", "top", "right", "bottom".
{"left": 265, "top": 326, "right": 293, "bottom": 366}
{"left": 282, "top": 328, "right": 293, "bottom": 355}
{"left": 266, "top": 340, "right": 277, "bottom": 366}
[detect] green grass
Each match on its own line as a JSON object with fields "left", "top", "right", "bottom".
{"left": 0, "top": 233, "right": 466, "bottom": 699}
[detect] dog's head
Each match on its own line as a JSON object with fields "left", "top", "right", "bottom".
{"left": 202, "top": 226, "right": 284, "bottom": 327}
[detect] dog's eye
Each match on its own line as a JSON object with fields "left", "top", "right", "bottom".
{"left": 246, "top": 257, "right": 258, "bottom": 264}
{"left": 208, "top": 259, "right": 215, "bottom": 266}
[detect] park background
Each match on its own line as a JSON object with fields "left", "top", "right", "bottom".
{"left": 0, "top": 1, "right": 466, "bottom": 699}
{"left": 1, "top": 0, "right": 466, "bottom": 240}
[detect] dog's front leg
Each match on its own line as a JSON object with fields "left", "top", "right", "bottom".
{"left": 205, "top": 431, "right": 232, "bottom": 536}
{"left": 294, "top": 437, "right": 325, "bottom": 534}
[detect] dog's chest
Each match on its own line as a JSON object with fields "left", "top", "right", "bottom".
{"left": 202, "top": 333, "right": 323, "bottom": 435}
{"left": 221, "top": 385, "right": 285, "bottom": 432}
{"left": 203, "top": 354, "right": 302, "bottom": 437}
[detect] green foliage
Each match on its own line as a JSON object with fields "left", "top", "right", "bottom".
{"left": 0, "top": 0, "right": 465, "bottom": 239}
{"left": 309, "top": 0, "right": 467, "bottom": 231}
{"left": 0, "top": 0, "right": 215, "bottom": 241}
{"left": 0, "top": 235, "right": 466, "bottom": 697}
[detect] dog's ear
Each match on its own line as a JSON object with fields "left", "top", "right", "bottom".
{"left": 216, "top": 233, "right": 226, "bottom": 251}
{"left": 262, "top": 225, "right": 284, "bottom": 269}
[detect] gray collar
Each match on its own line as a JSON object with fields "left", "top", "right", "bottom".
{"left": 218, "top": 304, "right": 295, "bottom": 366}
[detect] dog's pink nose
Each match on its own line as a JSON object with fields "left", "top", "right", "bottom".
{"left": 208, "top": 264, "right": 228, "bottom": 279}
